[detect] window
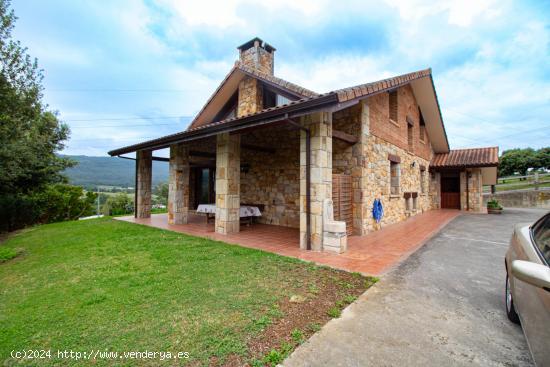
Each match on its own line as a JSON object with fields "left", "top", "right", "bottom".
{"left": 419, "top": 108, "right": 426, "bottom": 143}
{"left": 263, "top": 87, "right": 292, "bottom": 108}
{"left": 390, "top": 161, "right": 400, "bottom": 195}
{"left": 389, "top": 90, "right": 398, "bottom": 122}
{"left": 420, "top": 167, "right": 426, "bottom": 194}
{"left": 407, "top": 119, "right": 414, "bottom": 151}
{"left": 532, "top": 214, "right": 550, "bottom": 264}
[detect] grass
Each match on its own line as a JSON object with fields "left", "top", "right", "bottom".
{"left": 0, "top": 218, "right": 373, "bottom": 366}
{"left": 0, "top": 247, "right": 20, "bottom": 262}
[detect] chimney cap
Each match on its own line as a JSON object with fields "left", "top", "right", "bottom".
{"left": 237, "top": 37, "right": 276, "bottom": 53}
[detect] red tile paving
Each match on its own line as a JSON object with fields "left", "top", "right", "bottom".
{"left": 115, "top": 210, "right": 461, "bottom": 276}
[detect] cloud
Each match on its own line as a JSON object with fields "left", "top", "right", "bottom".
{"left": 384, "top": 0, "right": 499, "bottom": 26}
{"left": 10, "top": 0, "right": 550, "bottom": 156}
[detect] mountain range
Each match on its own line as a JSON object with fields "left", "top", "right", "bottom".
{"left": 61, "top": 155, "right": 169, "bottom": 189}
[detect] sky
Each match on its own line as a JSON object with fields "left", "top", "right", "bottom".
{"left": 10, "top": 0, "right": 550, "bottom": 157}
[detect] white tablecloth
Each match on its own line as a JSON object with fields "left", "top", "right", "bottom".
{"left": 196, "top": 204, "right": 262, "bottom": 217}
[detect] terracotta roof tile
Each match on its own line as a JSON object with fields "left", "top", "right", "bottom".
{"left": 431, "top": 147, "right": 499, "bottom": 168}
{"left": 333, "top": 68, "right": 432, "bottom": 102}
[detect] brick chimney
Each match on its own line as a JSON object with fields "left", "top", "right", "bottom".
{"left": 237, "top": 37, "right": 275, "bottom": 75}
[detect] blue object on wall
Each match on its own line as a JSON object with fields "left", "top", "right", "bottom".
{"left": 372, "top": 198, "right": 384, "bottom": 223}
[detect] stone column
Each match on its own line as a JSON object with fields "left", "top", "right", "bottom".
{"left": 215, "top": 133, "right": 241, "bottom": 234}
{"left": 136, "top": 150, "right": 152, "bottom": 218}
{"left": 168, "top": 143, "right": 190, "bottom": 224}
{"left": 300, "top": 111, "right": 333, "bottom": 251}
{"left": 460, "top": 169, "right": 483, "bottom": 212}
{"left": 351, "top": 101, "right": 369, "bottom": 235}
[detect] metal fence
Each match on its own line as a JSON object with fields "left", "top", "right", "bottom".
{"left": 483, "top": 172, "right": 550, "bottom": 193}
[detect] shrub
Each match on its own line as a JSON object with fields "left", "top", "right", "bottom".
{"left": 0, "top": 184, "right": 96, "bottom": 232}
{"left": 102, "top": 192, "right": 133, "bottom": 216}
{"left": 487, "top": 198, "right": 503, "bottom": 210}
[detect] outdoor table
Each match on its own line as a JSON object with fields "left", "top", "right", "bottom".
{"left": 196, "top": 204, "right": 262, "bottom": 225}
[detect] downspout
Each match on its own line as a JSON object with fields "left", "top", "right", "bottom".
{"left": 134, "top": 153, "right": 139, "bottom": 218}
{"left": 466, "top": 170, "right": 470, "bottom": 211}
{"left": 286, "top": 116, "right": 312, "bottom": 251}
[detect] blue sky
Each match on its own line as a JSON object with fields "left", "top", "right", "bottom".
{"left": 11, "top": 0, "right": 550, "bottom": 156}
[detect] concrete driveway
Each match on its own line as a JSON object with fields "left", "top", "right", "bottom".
{"left": 284, "top": 208, "right": 548, "bottom": 367}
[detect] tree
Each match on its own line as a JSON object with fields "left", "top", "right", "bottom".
{"left": 153, "top": 182, "right": 169, "bottom": 205}
{"left": 102, "top": 193, "right": 134, "bottom": 216}
{"left": 0, "top": 0, "right": 73, "bottom": 196}
{"left": 535, "top": 147, "right": 550, "bottom": 171}
{"left": 499, "top": 147, "right": 549, "bottom": 177}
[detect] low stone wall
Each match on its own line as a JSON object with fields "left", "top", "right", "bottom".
{"left": 483, "top": 189, "right": 550, "bottom": 209}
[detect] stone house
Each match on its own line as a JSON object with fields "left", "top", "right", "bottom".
{"left": 108, "top": 38, "right": 498, "bottom": 254}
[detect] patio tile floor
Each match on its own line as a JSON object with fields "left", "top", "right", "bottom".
{"left": 116, "top": 209, "right": 461, "bottom": 276}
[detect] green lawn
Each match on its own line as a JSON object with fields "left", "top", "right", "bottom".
{"left": 0, "top": 219, "right": 372, "bottom": 366}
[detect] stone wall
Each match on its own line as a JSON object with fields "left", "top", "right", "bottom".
{"left": 239, "top": 43, "right": 274, "bottom": 75}
{"left": 460, "top": 169, "right": 483, "bottom": 212}
{"left": 483, "top": 189, "right": 550, "bottom": 209}
{"left": 333, "top": 103, "right": 362, "bottom": 176}
{"left": 361, "top": 135, "right": 432, "bottom": 231}
{"left": 430, "top": 171, "right": 441, "bottom": 209}
{"left": 330, "top": 89, "right": 436, "bottom": 235}
{"left": 240, "top": 128, "right": 300, "bottom": 228}
{"left": 237, "top": 76, "right": 262, "bottom": 117}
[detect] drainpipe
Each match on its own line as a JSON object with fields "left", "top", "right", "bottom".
{"left": 286, "top": 116, "right": 312, "bottom": 251}
{"left": 134, "top": 152, "right": 139, "bottom": 218}
{"left": 466, "top": 170, "right": 470, "bottom": 211}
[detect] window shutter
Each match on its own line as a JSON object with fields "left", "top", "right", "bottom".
{"left": 389, "top": 91, "right": 398, "bottom": 121}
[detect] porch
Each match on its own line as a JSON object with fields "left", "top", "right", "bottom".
{"left": 116, "top": 209, "right": 460, "bottom": 275}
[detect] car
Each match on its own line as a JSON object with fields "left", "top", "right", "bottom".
{"left": 505, "top": 211, "right": 550, "bottom": 366}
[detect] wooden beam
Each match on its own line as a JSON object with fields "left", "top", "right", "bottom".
{"left": 189, "top": 150, "right": 216, "bottom": 159}
{"left": 241, "top": 143, "right": 276, "bottom": 154}
{"left": 332, "top": 129, "right": 358, "bottom": 144}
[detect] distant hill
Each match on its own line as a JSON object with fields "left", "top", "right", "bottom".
{"left": 61, "top": 155, "right": 169, "bottom": 189}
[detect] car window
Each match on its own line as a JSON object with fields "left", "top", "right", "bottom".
{"left": 532, "top": 214, "right": 550, "bottom": 264}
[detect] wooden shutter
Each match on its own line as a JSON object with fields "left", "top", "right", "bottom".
{"left": 332, "top": 174, "right": 353, "bottom": 235}
{"left": 389, "top": 91, "right": 398, "bottom": 121}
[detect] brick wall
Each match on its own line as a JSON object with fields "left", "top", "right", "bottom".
{"left": 368, "top": 84, "right": 432, "bottom": 161}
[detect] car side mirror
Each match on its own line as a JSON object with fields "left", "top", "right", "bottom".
{"left": 512, "top": 260, "right": 550, "bottom": 291}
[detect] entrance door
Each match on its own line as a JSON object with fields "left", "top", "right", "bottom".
{"left": 441, "top": 172, "right": 460, "bottom": 209}
{"left": 193, "top": 167, "right": 215, "bottom": 208}
{"left": 332, "top": 174, "right": 353, "bottom": 235}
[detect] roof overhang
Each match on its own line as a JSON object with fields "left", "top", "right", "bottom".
{"left": 108, "top": 93, "right": 338, "bottom": 156}
{"left": 190, "top": 67, "right": 245, "bottom": 129}
{"left": 410, "top": 76, "right": 450, "bottom": 153}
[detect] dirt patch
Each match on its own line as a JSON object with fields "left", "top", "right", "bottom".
{"left": 218, "top": 266, "right": 377, "bottom": 367}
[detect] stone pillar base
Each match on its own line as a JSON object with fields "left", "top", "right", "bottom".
{"left": 323, "top": 232, "right": 347, "bottom": 254}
